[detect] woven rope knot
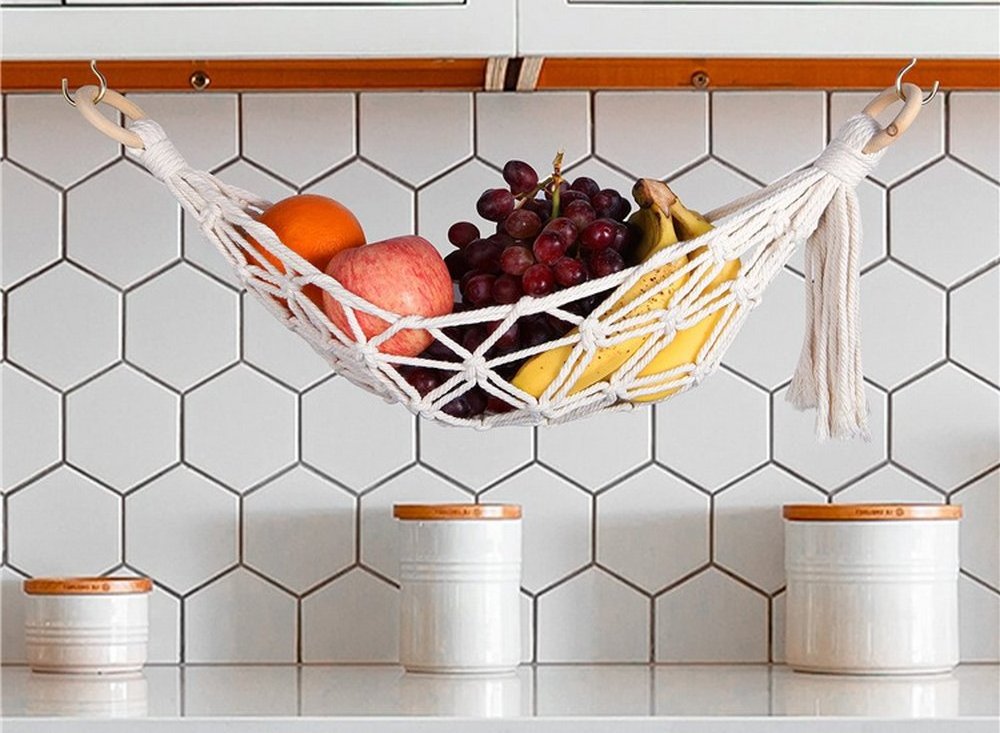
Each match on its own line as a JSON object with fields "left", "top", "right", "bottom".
{"left": 464, "top": 354, "right": 489, "bottom": 384}
{"left": 731, "top": 278, "right": 759, "bottom": 307}
{"left": 658, "top": 309, "right": 679, "bottom": 337}
{"left": 814, "top": 114, "right": 885, "bottom": 188}
{"left": 578, "top": 320, "right": 605, "bottom": 352}
{"left": 131, "top": 119, "right": 189, "bottom": 182}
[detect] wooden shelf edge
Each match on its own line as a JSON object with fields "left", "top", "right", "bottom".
{"left": 537, "top": 58, "right": 1000, "bottom": 91}
{"left": 2, "top": 57, "right": 997, "bottom": 93}
{"left": 0, "top": 59, "right": 491, "bottom": 93}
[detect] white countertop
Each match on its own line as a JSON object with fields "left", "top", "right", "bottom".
{"left": 2, "top": 664, "right": 998, "bottom": 732}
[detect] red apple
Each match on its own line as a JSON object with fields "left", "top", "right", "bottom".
{"left": 322, "top": 236, "right": 453, "bottom": 356}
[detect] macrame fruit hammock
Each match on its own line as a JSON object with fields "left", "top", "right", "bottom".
{"left": 68, "top": 73, "right": 932, "bottom": 438}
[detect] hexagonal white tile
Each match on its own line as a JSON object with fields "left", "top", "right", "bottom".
{"left": 893, "top": 364, "right": 999, "bottom": 490}
{"left": 184, "top": 365, "right": 297, "bottom": 492}
{"left": 714, "top": 465, "right": 824, "bottom": 593}
{"left": 6, "top": 94, "right": 120, "bottom": 187}
{"left": 244, "top": 466, "right": 355, "bottom": 593}
{"left": 147, "top": 584, "right": 181, "bottom": 664}
{"left": 183, "top": 160, "right": 294, "bottom": 287}
{"left": 185, "top": 569, "right": 296, "bottom": 662}
{"left": 831, "top": 92, "right": 944, "bottom": 185}
{"left": 950, "top": 92, "right": 1000, "bottom": 182}
{"left": 667, "top": 158, "right": 760, "bottom": 216}
{"left": 125, "top": 466, "right": 238, "bottom": 594}
{"left": 476, "top": 92, "right": 590, "bottom": 171}
{"left": 67, "top": 161, "right": 180, "bottom": 287}
{"left": 890, "top": 159, "right": 999, "bottom": 287}
{"left": 66, "top": 365, "right": 179, "bottom": 491}
{"left": 713, "top": 92, "right": 825, "bottom": 184}
{"left": 301, "top": 569, "right": 399, "bottom": 663}
{"left": 360, "top": 93, "right": 471, "bottom": 186}
{"left": 952, "top": 470, "right": 998, "bottom": 590}
{"left": 125, "top": 93, "right": 238, "bottom": 173}
{"left": 416, "top": 158, "right": 505, "bottom": 258}
{"left": 860, "top": 261, "right": 945, "bottom": 388}
{"left": 1, "top": 567, "right": 28, "bottom": 663}
{"left": 243, "top": 93, "right": 355, "bottom": 185}
{"left": 302, "top": 377, "right": 414, "bottom": 492}
{"left": 656, "top": 370, "right": 769, "bottom": 491}
{"left": 655, "top": 568, "right": 767, "bottom": 662}
{"left": 786, "top": 178, "right": 886, "bottom": 274}
{"left": 125, "top": 263, "right": 239, "bottom": 390}
{"left": 521, "top": 591, "right": 534, "bottom": 663}
{"left": 1, "top": 162, "right": 60, "bottom": 288}
{"left": 242, "top": 293, "right": 331, "bottom": 390}
{"left": 596, "top": 466, "right": 708, "bottom": 592}
{"left": 538, "top": 408, "right": 651, "bottom": 492}
{"left": 1, "top": 364, "right": 60, "bottom": 490}
{"left": 480, "top": 464, "right": 591, "bottom": 593}
{"left": 773, "top": 383, "right": 887, "bottom": 491}
{"left": 358, "top": 465, "right": 469, "bottom": 583}
{"left": 536, "top": 567, "right": 649, "bottom": 662}
{"left": 6, "top": 263, "right": 120, "bottom": 389}
{"left": 722, "top": 268, "right": 804, "bottom": 389}
{"left": 959, "top": 576, "right": 999, "bottom": 661}
{"left": 419, "top": 422, "right": 532, "bottom": 492}
{"left": 834, "top": 466, "right": 943, "bottom": 504}
{"left": 950, "top": 266, "right": 999, "bottom": 385}
{"left": 307, "top": 161, "right": 413, "bottom": 246}
{"left": 594, "top": 91, "right": 707, "bottom": 178}
{"left": 7, "top": 467, "right": 120, "bottom": 576}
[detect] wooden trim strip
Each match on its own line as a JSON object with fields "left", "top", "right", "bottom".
{"left": 783, "top": 504, "right": 962, "bottom": 521}
{"left": 0, "top": 59, "right": 490, "bottom": 93}
{"left": 537, "top": 58, "right": 1000, "bottom": 91}
{"left": 2, "top": 58, "right": 996, "bottom": 93}
{"left": 393, "top": 504, "right": 522, "bottom": 521}
{"left": 24, "top": 577, "right": 154, "bottom": 595}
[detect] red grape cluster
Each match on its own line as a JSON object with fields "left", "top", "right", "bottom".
{"left": 404, "top": 158, "right": 637, "bottom": 419}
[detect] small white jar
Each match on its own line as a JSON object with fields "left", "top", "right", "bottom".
{"left": 25, "top": 577, "right": 152, "bottom": 674}
{"left": 784, "top": 504, "right": 962, "bottom": 675}
{"left": 395, "top": 503, "right": 521, "bottom": 675}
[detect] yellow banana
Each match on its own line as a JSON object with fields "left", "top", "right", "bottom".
{"left": 511, "top": 179, "right": 689, "bottom": 399}
{"left": 631, "top": 187, "right": 741, "bottom": 402}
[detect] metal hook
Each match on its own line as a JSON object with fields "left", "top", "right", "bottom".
{"left": 61, "top": 60, "right": 108, "bottom": 108}
{"left": 895, "top": 58, "right": 940, "bottom": 107}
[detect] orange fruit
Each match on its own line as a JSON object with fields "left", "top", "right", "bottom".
{"left": 246, "top": 194, "right": 366, "bottom": 306}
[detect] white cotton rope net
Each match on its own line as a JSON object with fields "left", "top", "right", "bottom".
{"left": 129, "top": 113, "right": 885, "bottom": 437}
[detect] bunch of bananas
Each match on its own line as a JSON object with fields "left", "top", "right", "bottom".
{"left": 511, "top": 179, "right": 741, "bottom": 404}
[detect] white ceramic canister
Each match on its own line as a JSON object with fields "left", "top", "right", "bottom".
{"left": 395, "top": 503, "right": 521, "bottom": 675}
{"left": 25, "top": 577, "right": 152, "bottom": 674}
{"left": 784, "top": 504, "right": 962, "bottom": 675}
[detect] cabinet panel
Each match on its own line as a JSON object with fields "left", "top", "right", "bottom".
{"left": 0, "top": 1, "right": 516, "bottom": 60}
{"left": 519, "top": 0, "right": 1000, "bottom": 58}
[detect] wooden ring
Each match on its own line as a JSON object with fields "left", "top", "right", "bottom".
{"left": 74, "top": 85, "right": 147, "bottom": 150}
{"left": 861, "top": 82, "right": 925, "bottom": 154}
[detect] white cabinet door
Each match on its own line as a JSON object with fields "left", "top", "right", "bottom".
{"left": 0, "top": 0, "right": 516, "bottom": 60}
{"left": 519, "top": 0, "right": 999, "bottom": 58}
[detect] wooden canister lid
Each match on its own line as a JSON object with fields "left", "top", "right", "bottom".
{"left": 393, "top": 504, "right": 522, "bottom": 520}
{"left": 23, "top": 577, "right": 153, "bottom": 595}
{"left": 782, "top": 504, "right": 962, "bottom": 521}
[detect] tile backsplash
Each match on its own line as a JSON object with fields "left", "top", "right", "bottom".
{"left": 2, "top": 90, "right": 998, "bottom": 664}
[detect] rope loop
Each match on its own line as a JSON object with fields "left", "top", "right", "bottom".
{"left": 131, "top": 119, "right": 189, "bottom": 182}
{"left": 464, "top": 354, "right": 489, "bottom": 385}
{"left": 814, "top": 114, "right": 885, "bottom": 188}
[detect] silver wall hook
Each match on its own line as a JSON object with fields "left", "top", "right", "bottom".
{"left": 895, "top": 58, "right": 940, "bottom": 107}
{"left": 61, "top": 60, "right": 109, "bottom": 108}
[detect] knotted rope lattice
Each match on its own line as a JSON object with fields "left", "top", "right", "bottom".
{"left": 130, "top": 114, "right": 885, "bottom": 437}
